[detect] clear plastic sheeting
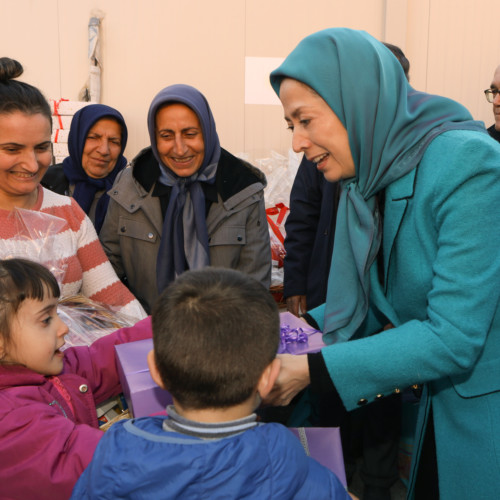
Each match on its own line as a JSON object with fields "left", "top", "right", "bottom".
{"left": 254, "top": 149, "right": 302, "bottom": 209}
{"left": 79, "top": 15, "right": 102, "bottom": 103}
{"left": 0, "top": 208, "right": 69, "bottom": 287}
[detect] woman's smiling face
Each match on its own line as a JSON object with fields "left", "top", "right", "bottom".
{"left": 279, "top": 78, "right": 355, "bottom": 182}
{"left": 0, "top": 111, "right": 52, "bottom": 208}
{"left": 155, "top": 103, "right": 205, "bottom": 177}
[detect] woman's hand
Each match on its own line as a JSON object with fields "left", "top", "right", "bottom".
{"left": 286, "top": 295, "right": 307, "bottom": 317}
{"left": 263, "top": 353, "right": 310, "bottom": 406}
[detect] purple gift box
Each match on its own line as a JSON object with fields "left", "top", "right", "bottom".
{"left": 116, "top": 313, "right": 325, "bottom": 418}
{"left": 278, "top": 311, "right": 326, "bottom": 355}
{"left": 289, "top": 427, "right": 347, "bottom": 487}
{"left": 115, "top": 339, "right": 172, "bottom": 418}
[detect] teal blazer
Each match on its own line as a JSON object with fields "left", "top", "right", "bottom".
{"left": 311, "top": 130, "right": 500, "bottom": 499}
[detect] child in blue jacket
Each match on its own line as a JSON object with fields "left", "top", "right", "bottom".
{"left": 72, "top": 267, "right": 352, "bottom": 499}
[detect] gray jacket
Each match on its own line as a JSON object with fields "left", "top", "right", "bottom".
{"left": 100, "top": 147, "right": 271, "bottom": 313}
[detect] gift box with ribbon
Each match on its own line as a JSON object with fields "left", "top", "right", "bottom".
{"left": 278, "top": 311, "right": 326, "bottom": 355}
{"left": 116, "top": 312, "right": 325, "bottom": 418}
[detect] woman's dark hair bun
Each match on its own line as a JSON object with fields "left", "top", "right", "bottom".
{"left": 0, "top": 58, "right": 23, "bottom": 83}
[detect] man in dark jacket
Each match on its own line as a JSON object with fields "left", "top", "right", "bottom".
{"left": 283, "top": 158, "right": 339, "bottom": 315}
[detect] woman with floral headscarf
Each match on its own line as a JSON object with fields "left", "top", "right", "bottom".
{"left": 42, "top": 104, "right": 128, "bottom": 234}
{"left": 100, "top": 84, "right": 271, "bottom": 313}
{"left": 264, "top": 28, "right": 500, "bottom": 499}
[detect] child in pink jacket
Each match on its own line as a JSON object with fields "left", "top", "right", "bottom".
{"left": 0, "top": 258, "right": 152, "bottom": 500}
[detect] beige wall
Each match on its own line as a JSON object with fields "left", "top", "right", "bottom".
{"left": 2, "top": 0, "right": 499, "bottom": 162}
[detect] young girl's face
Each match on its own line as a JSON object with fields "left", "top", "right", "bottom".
{"left": 2, "top": 292, "right": 69, "bottom": 375}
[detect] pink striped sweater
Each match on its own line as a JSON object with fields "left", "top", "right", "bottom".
{"left": 0, "top": 186, "right": 146, "bottom": 320}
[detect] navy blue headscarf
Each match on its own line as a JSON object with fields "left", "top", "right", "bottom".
{"left": 147, "top": 84, "right": 221, "bottom": 293}
{"left": 270, "top": 28, "right": 485, "bottom": 343}
{"left": 63, "top": 104, "right": 128, "bottom": 233}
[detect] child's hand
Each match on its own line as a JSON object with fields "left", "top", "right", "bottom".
{"left": 348, "top": 492, "right": 359, "bottom": 500}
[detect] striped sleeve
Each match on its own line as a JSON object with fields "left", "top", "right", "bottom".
{"left": 40, "top": 189, "right": 146, "bottom": 319}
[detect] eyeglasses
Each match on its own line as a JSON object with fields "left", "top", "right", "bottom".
{"left": 484, "top": 88, "right": 500, "bottom": 103}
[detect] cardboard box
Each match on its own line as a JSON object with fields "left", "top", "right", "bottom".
{"left": 115, "top": 339, "right": 172, "bottom": 418}
{"left": 52, "top": 115, "right": 73, "bottom": 130}
{"left": 50, "top": 99, "right": 90, "bottom": 116}
{"left": 52, "top": 142, "right": 68, "bottom": 158}
{"left": 278, "top": 311, "right": 326, "bottom": 355}
{"left": 51, "top": 129, "right": 70, "bottom": 144}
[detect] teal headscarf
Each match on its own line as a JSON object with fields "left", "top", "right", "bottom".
{"left": 270, "top": 28, "right": 486, "bottom": 343}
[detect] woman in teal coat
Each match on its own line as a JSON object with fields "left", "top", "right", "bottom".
{"left": 265, "top": 28, "right": 500, "bottom": 499}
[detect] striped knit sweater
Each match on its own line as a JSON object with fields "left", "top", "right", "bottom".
{"left": 0, "top": 186, "right": 146, "bottom": 320}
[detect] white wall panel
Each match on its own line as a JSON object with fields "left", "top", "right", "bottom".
{"left": 0, "top": 0, "right": 499, "bottom": 161}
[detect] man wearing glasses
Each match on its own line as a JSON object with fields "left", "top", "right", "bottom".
{"left": 484, "top": 65, "right": 500, "bottom": 143}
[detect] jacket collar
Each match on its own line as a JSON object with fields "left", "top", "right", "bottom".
{"left": 130, "top": 146, "right": 266, "bottom": 206}
{"left": 382, "top": 167, "right": 417, "bottom": 289}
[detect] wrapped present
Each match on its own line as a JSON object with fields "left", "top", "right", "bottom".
{"left": 289, "top": 427, "right": 347, "bottom": 487}
{"left": 115, "top": 339, "right": 172, "bottom": 418}
{"left": 51, "top": 128, "right": 70, "bottom": 143}
{"left": 52, "top": 115, "right": 73, "bottom": 130}
{"left": 115, "top": 313, "right": 324, "bottom": 418}
{"left": 278, "top": 311, "right": 325, "bottom": 355}
{"left": 52, "top": 142, "right": 68, "bottom": 158}
{"left": 49, "top": 99, "right": 89, "bottom": 116}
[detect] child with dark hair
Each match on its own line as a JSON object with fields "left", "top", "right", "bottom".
{"left": 72, "top": 267, "right": 351, "bottom": 500}
{"left": 0, "top": 258, "right": 151, "bottom": 500}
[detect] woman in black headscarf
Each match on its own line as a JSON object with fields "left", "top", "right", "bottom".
{"left": 42, "top": 104, "right": 128, "bottom": 233}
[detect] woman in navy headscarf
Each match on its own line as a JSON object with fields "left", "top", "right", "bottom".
{"left": 264, "top": 28, "right": 500, "bottom": 499}
{"left": 42, "top": 104, "right": 128, "bottom": 233}
{"left": 99, "top": 84, "right": 271, "bottom": 313}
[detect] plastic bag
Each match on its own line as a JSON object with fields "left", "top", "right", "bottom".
{"left": 266, "top": 202, "right": 288, "bottom": 269}
{"left": 0, "top": 208, "right": 69, "bottom": 287}
{"left": 59, "top": 295, "right": 138, "bottom": 349}
{"left": 253, "top": 150, "right": 302, "bottom": 209}
{"left": 255, "top": 150, "right": 302, "bottom": 287}
{"left": 0, "top": 208, "right": 137, "bottom": 348}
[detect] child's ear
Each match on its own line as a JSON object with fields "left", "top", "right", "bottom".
{"left": 256, "top": 358, "right": 281, "bottom": 400}
{"left": 147, "top": 349, "right": 166, "bottom": 390}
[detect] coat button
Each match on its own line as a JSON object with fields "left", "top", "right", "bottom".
{"left": 113, "top": 190, "right": 118, "bottom": 195}
{"left": 120, "top": 226, "right": 126, "bottom": 233}
{"left": 79, "top": 384, "right": 88, "bottom": 393}
{"left": 393, "top": 388, "right": 401, "bottom": 394}
{"left": 237, "top": 236, "right": 243, "bottom": 242}
{"left": 147, "top": 232, "right": 154, "bottom": 239}
{"left": 375, "top": 394, "right": 384, "bottom": 400}
{"left": 130, "top": 204, "right": 135, "bottom": 210}
{"left": 357, "top": 398, "right": 368, "bottom": 406}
